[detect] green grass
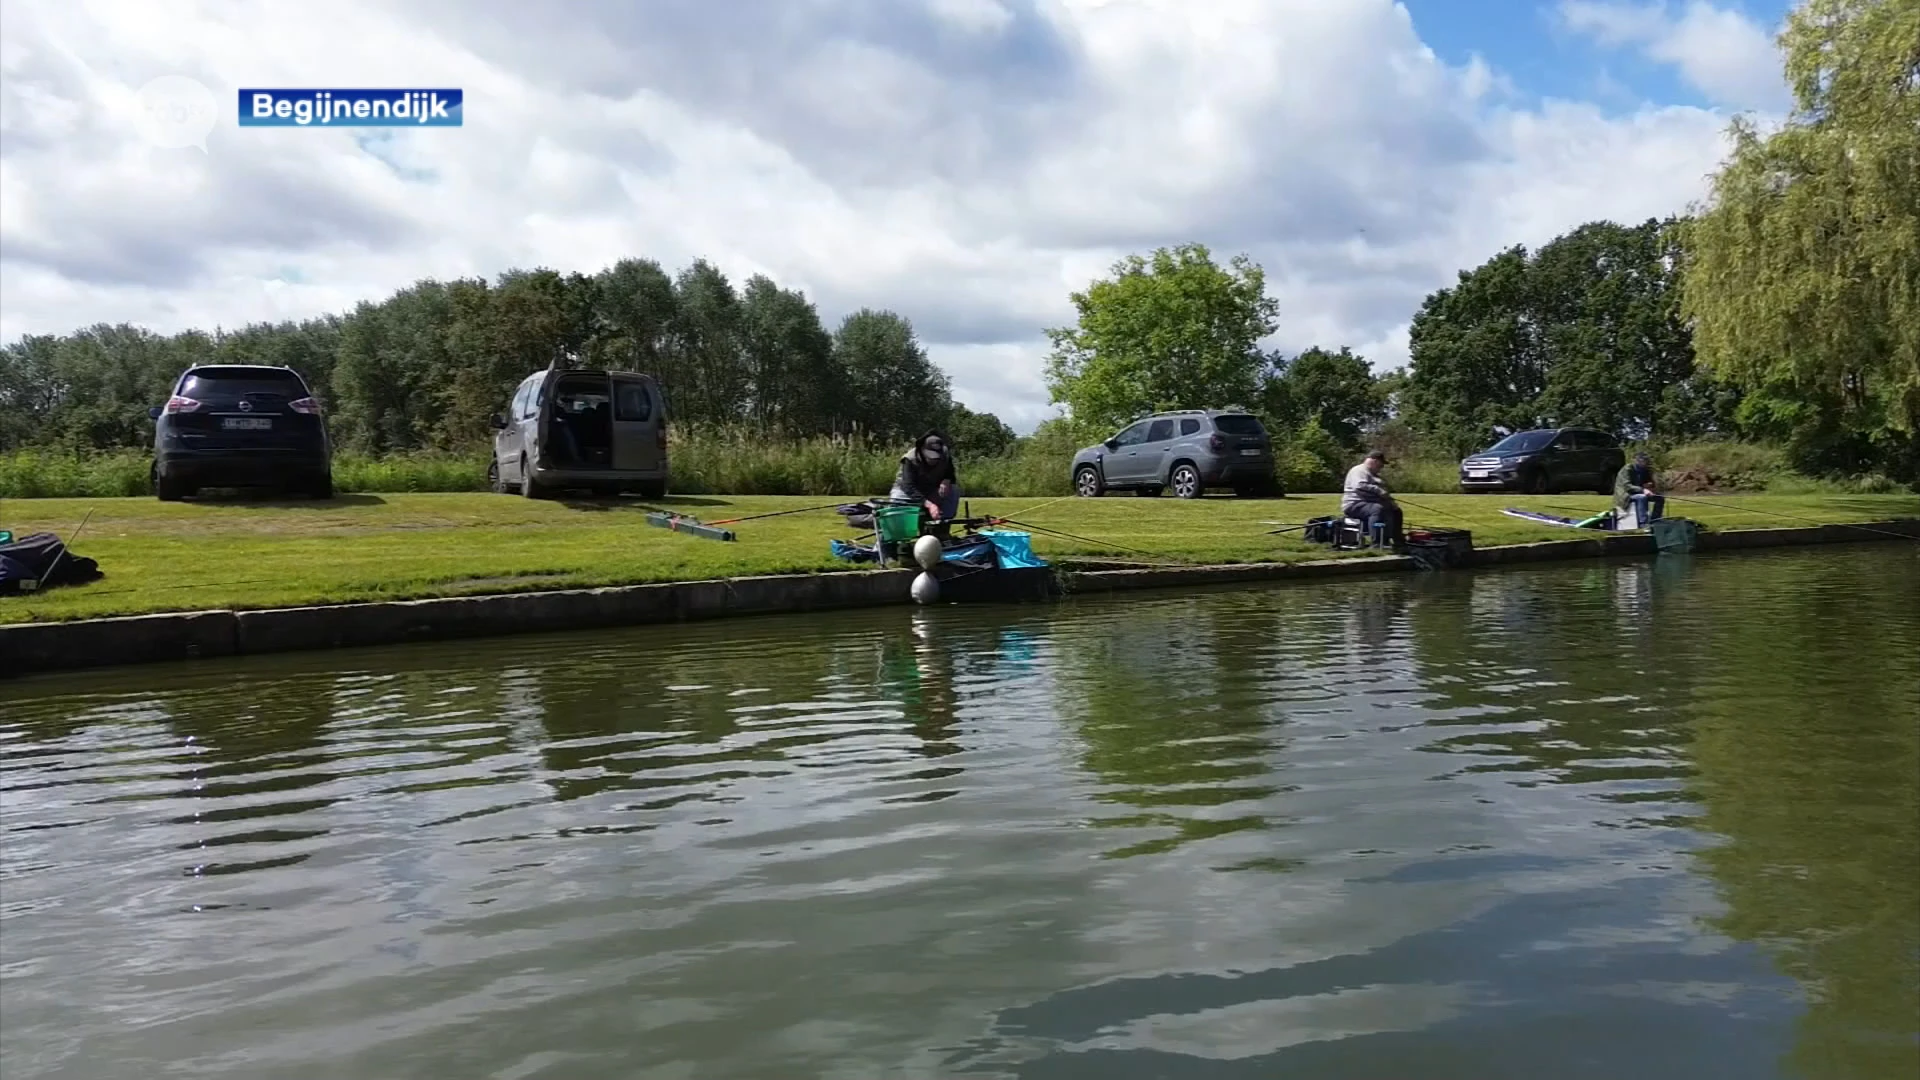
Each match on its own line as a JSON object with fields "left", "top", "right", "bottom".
{"left": 2, "top": 490, "right": 1914, "bottom": 625}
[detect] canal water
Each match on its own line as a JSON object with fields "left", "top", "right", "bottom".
{"left": 2, "top": 545, "right": 1915, "bottom": 1080}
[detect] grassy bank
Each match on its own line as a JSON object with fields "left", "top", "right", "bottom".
{"left": 2, "top": 490, "right": 1913, "bottom": 624}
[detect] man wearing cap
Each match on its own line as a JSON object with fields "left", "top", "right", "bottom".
{"left": 1613, "top": 452, "right": 1664, "bottom": 527}
{"left": 1342, "top": 450, "right": 1404, "bottom": 551}
{"left": 892, "top": 430, "right": 960, "bottom": 523}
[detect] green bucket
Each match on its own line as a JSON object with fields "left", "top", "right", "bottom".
{"left": 874, "top": 505, "right": 924, "bottom": 544}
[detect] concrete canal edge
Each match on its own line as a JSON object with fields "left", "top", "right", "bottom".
{"left": 3, "top": 518, "right": 1915, "bottom": 680}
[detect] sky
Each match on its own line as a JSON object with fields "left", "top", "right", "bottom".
{"left": 0, "top": 0, "right": 1798, "bottom": 433}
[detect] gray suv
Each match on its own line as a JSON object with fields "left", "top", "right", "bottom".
{"left": 1071, "top": 409, "right": 1278, "bottom": 499}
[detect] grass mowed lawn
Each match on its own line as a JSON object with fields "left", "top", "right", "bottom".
{"left": 2, "top": 489, "right": 1915, "bottom": 624}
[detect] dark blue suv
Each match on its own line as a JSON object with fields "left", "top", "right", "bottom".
{"left": 149, "top": 365, "right": 334, "bottom": 500}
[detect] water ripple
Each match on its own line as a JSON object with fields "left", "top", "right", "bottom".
{"left": 1, "top": 545, "right": 1915, "bottom": 1079}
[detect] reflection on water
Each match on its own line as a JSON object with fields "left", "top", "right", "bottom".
{"left": 2, "top": 546, "right": 1915, "bottom": 1079}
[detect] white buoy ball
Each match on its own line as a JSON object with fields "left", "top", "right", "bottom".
{"left": 913, "top": 534, "right": 944, "bottom": 570}
{"left": 910, "top": 571, "right": 941, "bottom": 605}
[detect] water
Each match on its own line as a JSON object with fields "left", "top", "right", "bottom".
{"left": 2, "top": 545, "right": 1916, "bottom": 1080}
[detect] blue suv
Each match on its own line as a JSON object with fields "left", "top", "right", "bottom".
{"left": 1071, "top": 409, "right": 1278, "bottom": 499}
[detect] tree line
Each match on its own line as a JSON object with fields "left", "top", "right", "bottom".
{"left": 1045, "top": 0, "right": 1917, "bottom": 483}
{"left": 0, "top": 259, "right": 1016, "bottom": 458}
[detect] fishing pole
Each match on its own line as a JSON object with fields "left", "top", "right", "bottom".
{"left": 703, "top": 501, "right": 849, "bottom": 527}
{"left": 992, "top": 516, "right": 1164, "bottom": 559}
{"left": 1660, "top": 493, "right": 1920, "bottom": 544}
{"left": 996, "top": 492, "right": 1078, "bottom": 522}
{"left": 1394, "top": 497, "right": 1479, "bottom": 527}
{"left": 38, "top": 507, "right": 95, "bottom": 586}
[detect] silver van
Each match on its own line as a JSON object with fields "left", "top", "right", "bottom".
{"left": 488, "top": 367, "right": 669, "bottom": 498}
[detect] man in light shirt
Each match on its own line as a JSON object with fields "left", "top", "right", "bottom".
{"left": 1341, "top": 450, "right": 1404, "bottom": 551}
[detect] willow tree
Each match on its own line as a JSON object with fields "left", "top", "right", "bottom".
{"left": 1680, "top": 0, "right": 1920, "bottom": 475}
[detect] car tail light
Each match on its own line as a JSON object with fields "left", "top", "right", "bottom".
{"left": 657, "top": 424, "right": 668, "bottom": 451}
{"left": 289, "top": 397, "right": 321, "bottom": 415}
{"left": 1209, "top": 433, "right": 1224, "bottom": 453}
{"left": 164, "top": 395, "right": 204, "bottom": 414}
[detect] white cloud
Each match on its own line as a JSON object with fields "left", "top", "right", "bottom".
{"left": 0, "top": 0, "right": 1747, "bottom": 432}
{"left": 1559, "top": 0, "right": 1791, "bottom": 112}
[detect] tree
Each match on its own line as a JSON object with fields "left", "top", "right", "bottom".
{"left": 1400, "top": 246, "right": 1545, "bottom": 455}
{"left": 1680, "top": 0, "right": 1920, "bottom": 478}
{"left": 834, "top": 310, "right": 951, "bottom": 442}
{"left": 1403, "top": 219, "right": 1724, "bottom": 456}
{"left": 1044, "top": 243, "right": 1279, "bottom": 433}
{"left": 1530, "top": 220, "right": 1698, "bottom": 438}
{"left": 739, "top": 276, "right": 841, "bottom": 434}
{"left": 946, "top": 402, "right": 1016, "bottom": 459}
{"left": 1265, "top": 346, "right": 1387, "bottom": 450}
{"left": 668, "top": 260, "right": 748, "bottom": 425}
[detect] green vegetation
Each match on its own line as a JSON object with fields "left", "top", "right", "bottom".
{"left": 2, "top": 491, "right": 1913, "bottom": 625}
{"left": 1681, "top": 0, "right": 1920, "bottom": 480}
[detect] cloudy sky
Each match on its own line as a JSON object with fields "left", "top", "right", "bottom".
{"left": 0, "top": 0, "right": 1794, "bottom": 431}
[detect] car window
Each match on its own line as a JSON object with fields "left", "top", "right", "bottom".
{"left": 1211, "top": 414, "right": 1265, "bottom": 436}
{"left": 1180, "top": 418, "right": 1201, "bottom": 436}
{"left": 510, "top": 383, "right": 527, "bottom": 419}
{"left": 557, "top": 389, "right": 611, "bottom": 414}
{"left": 1588, "top": 431, "right": 1618, "bottom": 448}
{"left": 1111, "top": 422, "right": 1151, "bottom": 447}
{"left": 615, "top": 382, "right": 653, "bottom": 422}
{"left": 1484, "top": 431, "right": 1556, "bottom": 454}
{"left": 1552, "top": 431, "right": 1578, "bottom": 449}
{"left": 524, "top": 380, "right": 545, "bottom": 419}
{"left": 1146, "top": 419, "right": 1175, "bottom": 442}
{"left": 180, "top": 369, "right": 307, "bottom": 399}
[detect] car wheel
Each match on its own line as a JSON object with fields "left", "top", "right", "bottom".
{"left": 488, "top": 459, "right": 509, "bottom": 495}
{"left": 1522, "top": 469, "right": 1547, "bottom": 495}
{"left": 520, "top": 457, "right": 549, "bottom": 499}
{"left": 1075, "top": 466, "right": 1104, "bottom": 498}
{"left": 1171, "top": 463, "right": 1203, "bottom": 499}
{"left": 1233, "top": 485, "right": 1258, "bottom": 499}
{"left": 154, "top": 466, "right": 185, "bottom": 502}
{"left": 637, "top": 480, "right": 668, "bottom": 501}
{"left": 1138, "top": 485, "right": 1163, "bottom": 497}
{"left": 310, "top": 473, "right": 335, "bottom": 500}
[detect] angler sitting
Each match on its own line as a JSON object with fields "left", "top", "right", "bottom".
{"left": 1613, "top": 452, "right": 1665, "bottom": 527}
{"left": 892, "top": 431, "right": 960, "bottom": 526}
{"left": 1341, "top": 450, "right": 1405, "bottom": 552}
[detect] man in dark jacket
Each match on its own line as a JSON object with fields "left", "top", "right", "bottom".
{"left": 891, "top": 430, "right": 960, "bottom": 522}
{"left": 1613, "top": 452, "right": 1664, "bottom": 526}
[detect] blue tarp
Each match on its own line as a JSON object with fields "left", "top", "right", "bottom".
{"left": 978, "top": 530, "right": 1048, "bottom": 569}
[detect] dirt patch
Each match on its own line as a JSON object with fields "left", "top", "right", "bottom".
{"left": 1663, "top": 466, "right": 1728, "bottom": 495}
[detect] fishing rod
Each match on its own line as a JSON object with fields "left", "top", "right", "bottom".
{"left": 991, "top": 515, "right": 1166, "bottom": 559}
{"left": 703, "top": 501, "right": 849, "bottom": 527}
{"left": 38, "top": 507, "right": 95, "bottom": 586}
{"left": 997, "top": 493, "right": 1077, "bottom": 522}
{"left": 1660, "top": 493, "right": 1920, "bottom": 544}
{"left": 1394, "top": 497, "right": 1479, "bottom": 527}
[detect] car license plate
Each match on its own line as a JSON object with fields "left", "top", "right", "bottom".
{"left": 222, "top": 417, "right": 273, "bottom": 431}
{"left": 1467, "top": 469, "right": 1490, "bottom": 478}
{"left": 1239, "top": 448, "right": 1260, "bottom": 456}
